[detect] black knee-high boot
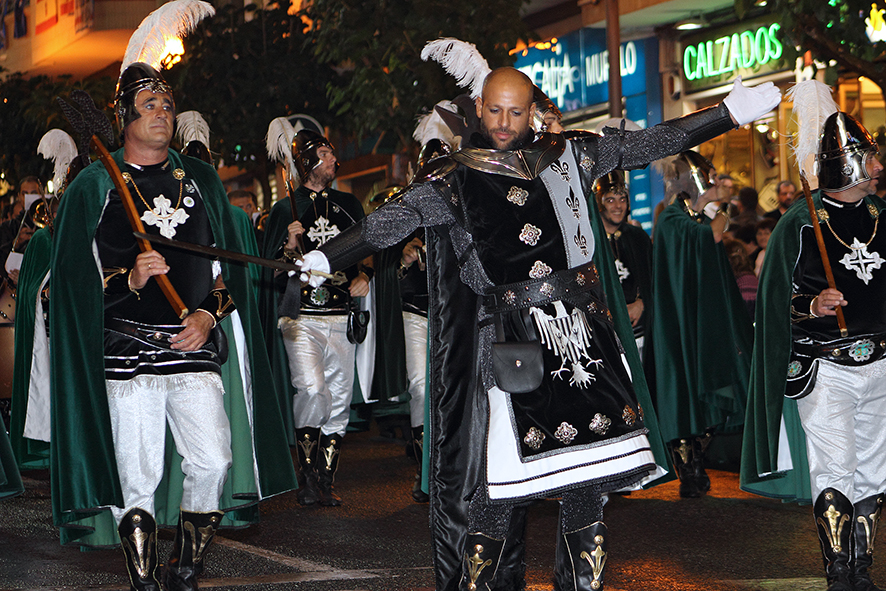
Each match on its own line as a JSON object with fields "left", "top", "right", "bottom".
{"left": 852, "top": 493, "right": 885, "bottom": 591}
{"left": 555, "top": 522, "right": 608, "bottom": 591}
{"left": 814, "top": 488, "right": 855, "bottom": 591}
{"left": 317, "top": 433, "right": 342, "bottom": 506}
{"left": 668, "top": 438, "right": 702, "bottom": 498}
{"left": 117, "top": 508, "right": 161, "bottom": 591}
{"left": 165, "top": 509, "right": 224, "bottom": 591}
{"left": 295, "top": 427, "right": 321, "bottom": 506}
{"left": 460, "top": 532, "right": 507, "bottom": 591}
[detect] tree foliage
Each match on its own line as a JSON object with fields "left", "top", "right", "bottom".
{"left": 167, "top": 3, "right": 335, "bottom": 203}
{"left": 0, "top": 71, "right": 114, "bottom": 191}
{"left": 768, "top": 0, "right": 886, "bottom": 96}
{"left": 304, "top": 0, "right": 531, "bottom": 153}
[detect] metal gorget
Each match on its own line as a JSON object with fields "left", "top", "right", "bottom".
{"left": 451, "top": 132, "right": 566, "bottom": 181}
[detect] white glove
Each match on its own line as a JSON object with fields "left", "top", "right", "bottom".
{"left": 722, "top": 76, "right": 782, "bottom": 126}
{"left": 293, "top": 250, "right": 330, "bottom": 288}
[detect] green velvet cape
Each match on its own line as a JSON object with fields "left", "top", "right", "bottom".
{"left": 10, "top": 227, "right": 51, "bottom": 469}
{"left": 651, "top": 203, "right": 753, "bottom": 443}
{"left": 49, "top": 148, "right": 296, "bottom": 547}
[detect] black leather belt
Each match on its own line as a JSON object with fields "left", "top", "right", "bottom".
{"left": 483, "top": 262, "right": 599, "bottom": 314}
{"left": 105, "top": 317, "right": 183, "bottom": 349}
{"left": 793, "top": 334, "right": 886, "bottom": 366}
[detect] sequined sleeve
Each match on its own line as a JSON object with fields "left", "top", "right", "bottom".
{"left": 321, "top": 181, "right": 456, "bottom": 272}
{"left": 585, "top": 103, "right": 735, "bottom": 176}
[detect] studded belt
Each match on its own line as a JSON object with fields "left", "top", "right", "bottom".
{"left": 482, "top": 262, "right": 599, "bottom": 314}
{"left": 793, "top": 334, "right": 886, "bottom": 366}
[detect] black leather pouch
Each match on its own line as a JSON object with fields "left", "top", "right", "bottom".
{"left": 490, "top": 311, "right": 544, "bottom": 394}
{"left": 347, "top": 306, "right": 370, "bottom": 344}
{"left": 491, "top": 340, "right": 544, "bottom": 393}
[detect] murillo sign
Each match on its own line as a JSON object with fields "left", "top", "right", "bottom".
{"left": 682, "top": 17, "right": 789, "bottom": 93}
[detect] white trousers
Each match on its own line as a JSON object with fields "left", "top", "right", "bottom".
{"left": 280, "top": 314, "right": 355, "bottom": 437}
{"left": 403, "top": 311, "right": 428, "bottom": 428}
{"left": 797, "top": 357, "right": 886, "bottom": 503}
{"left": 106, "top": 372, "right": 231, "bottom": 523}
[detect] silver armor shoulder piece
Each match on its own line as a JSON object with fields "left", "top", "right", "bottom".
{"left": 412, "top": 156, "right": 458, "bottom": 183}
{"left": 451, "top": 132, "right": 566, "bottom": 181}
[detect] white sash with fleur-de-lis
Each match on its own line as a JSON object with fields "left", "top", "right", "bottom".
{"left": 539, "top": 143, "right": 595, "bottom": 268}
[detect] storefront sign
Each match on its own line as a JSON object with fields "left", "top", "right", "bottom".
{"left": 514, "top": 28, "right": 653, "bottom": 113}
{"left": 682, "top": 16, "right": 789, "bottom": 93}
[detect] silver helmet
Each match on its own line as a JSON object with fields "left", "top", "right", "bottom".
{"left": 817, "top": 112, "right": 879, "bottom": 193}
{"left": 292, "top": 129, "right": 337, "bottom": 181}
{"left": 114, "top": 62, "right": 174, "bottom": 133}
{"left": 664, "top": 150, "right": 716, "bottom": 205}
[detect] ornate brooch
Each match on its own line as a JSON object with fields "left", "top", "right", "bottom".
{"left": 519, "top": 224, "right": 542, "bottom": 246}
{"left": 554, "top": 422, "right": 578, "bottom": 445}
{"left": 529, "top": 260, "right": 552, "bottom": 279}
{"left": 589, "top": 413, "right": 611, "bottom": 435}
{"left": 523, "top": 427, "right": 545, "bottom": 451}
{"left": 507, "top": 186, "right": 529, "bottom": 206}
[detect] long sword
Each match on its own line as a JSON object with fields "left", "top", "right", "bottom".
{"left": 133, "top": 231, "right": 334, "bottom": 278}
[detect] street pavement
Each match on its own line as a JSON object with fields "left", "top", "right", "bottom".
{"left": 0, "top": 424, "right": 858, "bottom": 591}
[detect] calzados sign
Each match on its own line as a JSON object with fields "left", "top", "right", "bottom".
{"left": 682, "top": 22, "right": 785, "bottom": 91}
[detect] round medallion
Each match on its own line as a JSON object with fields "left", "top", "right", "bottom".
{"left": 183, "top": 196, "right": 195, "bottom": 208}
{"left": 787, "top": 360, "right": 803, "bottom": 378}
{"left": 310, "top": 286, "right": 330, "bottom": 306}
{"left": 173, "top": 168, "right": 186, "bottom": 180}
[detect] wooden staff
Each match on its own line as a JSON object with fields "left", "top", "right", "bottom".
{"left": 90, "top": 136, "right": 189, "bottom": 319}
{"left": 800, "top": 175, "right": 848, "bottom": 337}
{"left": 286, "top": 177, "right": 307, "bottom": 256}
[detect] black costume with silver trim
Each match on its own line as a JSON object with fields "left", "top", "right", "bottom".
{"left": 316, "top": 104, "right": 737, "bottom": 590}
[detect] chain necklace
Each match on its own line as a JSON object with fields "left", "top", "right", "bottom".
{"left": 121, "top": 167, "right": 185, "bottom": 219}
{"left": 820, "top": 202, "right": 879, "bottom": 250}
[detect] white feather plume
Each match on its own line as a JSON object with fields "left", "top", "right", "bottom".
{"left": 266, "top": 117, "right": 297, "bottom": 181}
{"left": 37, "top": 129, "right": 77, "bottom": 193}
{"left": 121, "top": 0, "right": 215, "bottom": 73}
{"left": 175, "top": 110, "right": 210, "bottom": 148}
{"left": 786, "top": 80, "right": 839, "bottom": 180}
{"left": 421, "top": 38, "right": 491, "bottom": 99}
{"left": 413, "top": 100, "right": 459, "bottom": 148}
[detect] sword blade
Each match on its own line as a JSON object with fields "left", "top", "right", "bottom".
{"left": 134, "top": 231, "right": 299, "bottom": 272}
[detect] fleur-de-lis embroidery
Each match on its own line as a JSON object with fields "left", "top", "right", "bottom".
{"left": 566, "top": 187, "right": 581, "bottom": 219}
{"left": 574, "top": 227, "right": 588, "bottom": 256}
{"left": 550, "top": 160, "right": 570, "bottom": 181}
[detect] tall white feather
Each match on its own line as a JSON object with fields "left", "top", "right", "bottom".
{"left": 786, "top": 80, "right": 839, "bottom": 180}
{"left": 266, "top": 117, "right": 297, "bottom": 181}
{"left": 121, "top": 0, "right": 215, "bottom": 73}
{"left": 421, "top": 38, "right": 491, "bottom": 99}
{"left": 413, "top": 100, "right": 458, "bottom": 148}
{"left": 175, "top": 110, "right": 210, "bottom": 147}
{"left": 37, "top": 129, "right": 77, "bottom": 193}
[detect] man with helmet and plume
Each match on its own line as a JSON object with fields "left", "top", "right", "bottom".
{"left": 261, "top": 121, "right": 372, "bottom": 508}
{"left": 296, "top": 36, "right": 780, "bottom": 587}
{"left": 47, "top": 3, "right": 295, "bottom": 590}
{"left": 650, "top": 150, "right": 755, "bottom": 499}
{"left": 742, "top": 80, "right": 886, "bottom": 591}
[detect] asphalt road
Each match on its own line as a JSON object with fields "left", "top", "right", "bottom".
{"left": 0, "top": 425, "right": 860, "bottom": 591}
